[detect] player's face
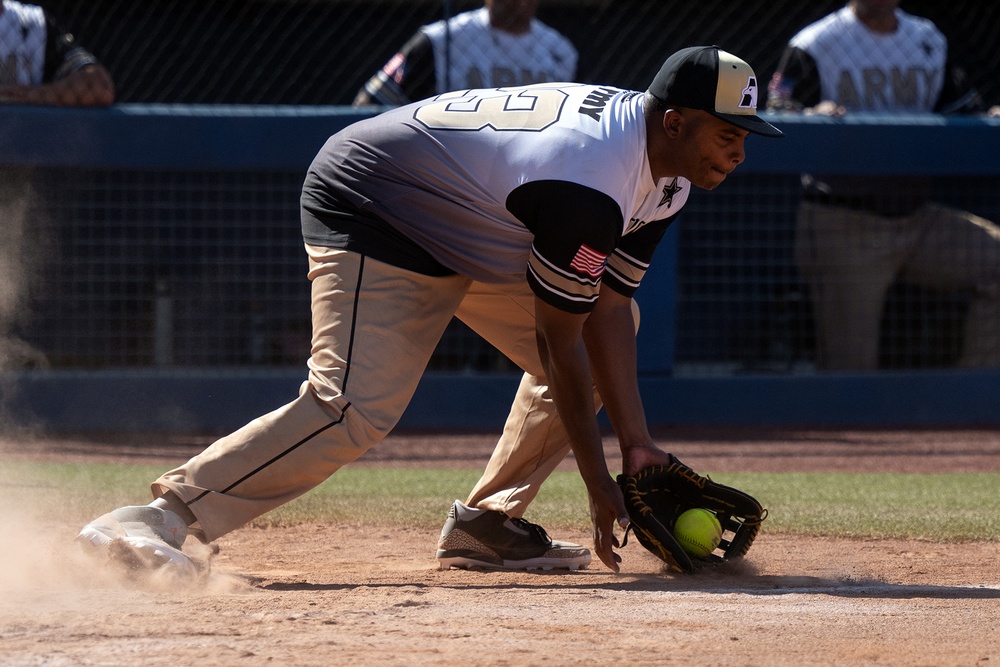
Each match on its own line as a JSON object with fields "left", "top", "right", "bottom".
{"left": 851, "top": 0, "right": 900, "bottom": 17}
{"left": 487, "top": 0, "right": 540, "bottom": 33}
{"left": 675, "top": 110, "right": 748, "bottom": 190}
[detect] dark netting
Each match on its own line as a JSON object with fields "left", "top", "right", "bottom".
{"left": 2, "top": 1, "right": 999, "bottom": 373}
{"left": 15, "top": 0, "right": 999, "bottom": 105}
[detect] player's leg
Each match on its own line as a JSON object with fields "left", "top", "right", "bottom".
{"left": 79, "top": 246, "right": 470, "bottom": 579}
{"left": 442, "top": 281, "right": 585, "bottom": 569}
{"left": 457, "top": 281, "right": 643, "bottom": 514}
{"left": 156, "top": 247, "right": 470, "bottom": 540}
{"left": 795, "top": 201, "right": 902, "bottom": 371}
{"left": 463, "top": 372, "right": 572, "bottom": 515}
{"left": 455, "top": 282, "right": 568, "bottom": 517}
{"left": 897, "top": 203, "right": 1000, "bottom": 368}
{"left": 435, "top": 281, "right": 638, "bottom": 570}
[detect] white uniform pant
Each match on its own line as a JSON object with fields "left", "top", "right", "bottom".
{"left": 153, "top": 245, "right": 635, "bottom": 542}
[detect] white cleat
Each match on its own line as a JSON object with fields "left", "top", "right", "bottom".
{"left": 77, "top": 506, "right": 200, "bottom": 584}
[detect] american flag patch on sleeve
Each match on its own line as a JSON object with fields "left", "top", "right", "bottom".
{"left": 383, "top": 52, "right": 406, "bottom": 84}
{"left": 569, "top": 244, "right": 608, "bottom": 278}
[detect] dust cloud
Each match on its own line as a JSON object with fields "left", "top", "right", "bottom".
{"left": 0, "top": 468, "right": 239, "bottom": 595}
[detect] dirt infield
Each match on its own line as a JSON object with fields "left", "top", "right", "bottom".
{"left": 2, "top": 427, "right": 999, "bottom": 666}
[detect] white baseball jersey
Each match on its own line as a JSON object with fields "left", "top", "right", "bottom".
{"left": 357, "top": 8, "right": 577, "bottom": 107}
{"left": 766, "top": 6, "right": 984, "bottom": 212}
{"left": 767, "top": 6, "right": 982, "bottom": 113}
{"left": 303, "top": 83, "right": 690, "bottom": 313}
{"left": 423, "top": 7, "right": 577, "bottom": 93}
{"left": 0, "top": 0, "right": 98, "bottom": 86}
{"left": 794, "top": 6, "right": 944, "bottom": 111}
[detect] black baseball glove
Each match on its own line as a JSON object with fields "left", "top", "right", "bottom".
{"left": 616, "top": 455, "right": 767, "bottom": 573}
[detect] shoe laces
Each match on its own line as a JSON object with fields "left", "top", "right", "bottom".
{"left": 509, "top": 516, "right": 552, "bottom": 547}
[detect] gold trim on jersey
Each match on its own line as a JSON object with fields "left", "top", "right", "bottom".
{"left": 605, "top": 248, "right": 649, "bottom": 290}
{"left": 527, "top": 245, "right": 601, "bottom": 305}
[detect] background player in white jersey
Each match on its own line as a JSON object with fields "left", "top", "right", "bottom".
{"left": 78, "top": 46, "right": 781, "bottom": 580}
{"left": 767, "top": 0, "right": 1000, "bottom": 371}
{"left": 353, "top": 0, "right": 576, "bottom": 106}
{"left": 0, "top": 0, "right": 114, "bottom": 106}
{"left": 0, "top": 0, "right": 115, "bottom": 368}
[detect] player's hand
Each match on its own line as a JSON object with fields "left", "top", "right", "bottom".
{"left": 586, "top": 475, "right": 629, "bottom": 573}
{"left": 621, "top": 443, "right": 675, "bottom": 476}
{"left": 804, "top": 100, "right": 846, "bottom": 116}
{"left": 0, "top": 86, "right": 28, "bottom": 103}
{"left": 987, "top": 105, "right": 1000, "bottom": 118}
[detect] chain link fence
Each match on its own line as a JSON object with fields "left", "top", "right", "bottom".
{"left": 21, "top": 0, "right": 1000, "bottom": 105}
{"left": 3, "top": 0, "right": 1000, "bottom": 374}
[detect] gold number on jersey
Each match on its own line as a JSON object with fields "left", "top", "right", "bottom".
{"left": 413, "top": 87, "right": 570, "bottom": 131}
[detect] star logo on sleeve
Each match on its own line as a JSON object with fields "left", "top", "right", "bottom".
{"left": 659, "top": 178, "right": 683, "bottom": 207}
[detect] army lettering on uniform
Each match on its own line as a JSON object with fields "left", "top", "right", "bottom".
{"left": 578, "top": 87, "right": 622, "bottom": 121}
{"left": 836, "top": 67, "right": 937, "bottom": 109}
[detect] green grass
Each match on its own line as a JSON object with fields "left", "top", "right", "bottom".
{"left": 3, "top": 461, "right": 998, "bottom": 542}
{"left": 738, "top": 472, "right": 1000, "bottom": 541}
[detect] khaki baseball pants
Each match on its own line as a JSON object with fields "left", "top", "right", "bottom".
{"left": 154, "top": 245, "right": 634, "bottom": 543}
{"left": 796, "top": 200, "right": 1000, "bottom": 371}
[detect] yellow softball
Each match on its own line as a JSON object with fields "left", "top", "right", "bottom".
{"left": 673, "top": 508, "right": 723, "bottom": 558}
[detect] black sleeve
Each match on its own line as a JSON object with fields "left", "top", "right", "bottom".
{"left": 398, "top": 32, "right": 437, "bottom": 102}
{"left": 766, "top": 45, "right": 821, "bottom": 111}
{"left": 42, "top": 11, "right": 100, "bottom": 82}
{"left": 602, "top": 216, "right": 676, "bottom": 298}
{"left": 355, "top": 32, "right": 437, "bottom": 106}
{"left": 934, "top": 53, "right": 986, "bottom": 114}
{"left": 506, "top": 180, "right": 623, "bottom": 314}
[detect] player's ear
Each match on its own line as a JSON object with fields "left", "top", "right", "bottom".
{"left": 662, "top": 108, "right": 684, "bottom": 139}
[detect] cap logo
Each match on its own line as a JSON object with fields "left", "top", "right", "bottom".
{"left": 715, "top": 50, "right": 759, "bottom": 117}
{"left": 739, "top": 76, "right": 758, "bottom": 109}
{"left": 647, "top": 46, "right": 783, "bottom": 137}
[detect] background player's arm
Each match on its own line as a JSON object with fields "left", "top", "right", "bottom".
{"left": 934, "top": 54, "right": 999, "bottom": 116}
{"left": 352, "top": 32, "right": 436, "bottom": 106}
{"left": 0, "top": 63, "right": 115, "bottom": 107}
{"left": 0, "top": 14, "right": 115, "bottom": 108}
{"left": 766, "top": 45, "right": 828, "bottom": 113}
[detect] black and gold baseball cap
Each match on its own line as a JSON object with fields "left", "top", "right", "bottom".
{"left": 648, "top": 46, "right": 783, "bottom": 138}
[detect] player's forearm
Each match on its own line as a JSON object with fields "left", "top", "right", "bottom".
{"left": 0, "top": 66, "right": 115, "bottom": 107}
{"left": 583, "top": 294, "right": 652, "bottom": 450}
{"left": 539, "top": 334, "right": 610, "bottom": 484}
{"left": 534, "top": 305, "right": 611, "bottom": 486}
